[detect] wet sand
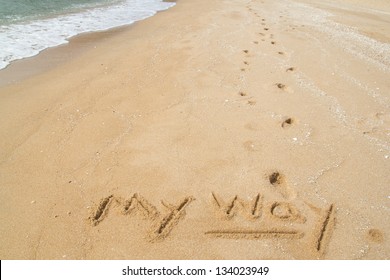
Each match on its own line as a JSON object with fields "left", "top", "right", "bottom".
{"left": 0, "top": 0, "right": 389, "bottom": 259}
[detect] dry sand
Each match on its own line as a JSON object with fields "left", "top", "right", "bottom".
{"left": 0, "top": 0, "right": 389, "bottom": 259}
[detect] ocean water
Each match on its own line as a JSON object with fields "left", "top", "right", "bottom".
{"left": 0, "top": 0, "right": 175, "bottom": 70}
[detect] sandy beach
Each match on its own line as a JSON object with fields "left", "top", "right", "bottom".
{"left": 0, "top": 0, "right": 389, "bottom": 259}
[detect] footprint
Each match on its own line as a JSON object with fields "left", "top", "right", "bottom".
{"left": 275, "top": 83, "right": 293, "bottom": 93}
{"left": 269, "top": 172, "right": 285, "bottom": 185}
{"left": 243, "top": 61, "right": 249, "bottom": 65}
{"left": 286, "top": 67, "right": 295, "bottom": 72}
{"left": 267, "top": 171, "right": 296, "bottom": 199}
{"left": 247, "top": 100, "right": 257, "bottom": 106}
{"left": 278, "top": 51, "right": 285, "bottom": 55}
{"left": 281, "top": 117, "right": 294, "bottom": 128}
{"left": 367, "top": 229, "right": 384, "bottom": 243}
{"left": 239, "top": 91, "right": 247, "bottom": 96}
{"left": 264, "top": 28, "right": 269, "bottom": 31}
{"left": 243, "top": 50, "right": 249, "bottom": 54}
{"left": 253, "top": 41, "right": 259, "bottom": 44}
{"left": 241, "top": 68, "right": 246, "bottom": 72}
{"left": 375, "top": 112, "right": 390, "bottom": 123}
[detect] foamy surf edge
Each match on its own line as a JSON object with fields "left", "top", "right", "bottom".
{"left": 0, "top": 0, "right": 175, "bottom": 70}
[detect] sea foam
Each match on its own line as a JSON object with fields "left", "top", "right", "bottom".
{"left": 0, "top": 0, "right": 175, "bottom": 70}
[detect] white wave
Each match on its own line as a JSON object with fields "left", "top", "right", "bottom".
{"left": 0, "top": 0, "right": 174, "bottom": 70}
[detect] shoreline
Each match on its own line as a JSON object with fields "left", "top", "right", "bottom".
{"left": 0, "top": 0, "right": 389, "bottom": 259}
{"left": 0, "top": 1, "right": 177, "bottom": 88}
{"left": 2, "top": 0, "right": 390, "bottom": 89}
{"left": 0, "top": 23, "right": 137, "bottom": 88}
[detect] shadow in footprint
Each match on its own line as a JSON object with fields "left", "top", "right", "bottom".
{"left": 269, "top": 172, "right": 284, "bottom": 185}
{"left": 275, "top": 83, "right": 293, "bottom": 93}
{"left": 281, "top": 117, "right": 294, "bottom": 128}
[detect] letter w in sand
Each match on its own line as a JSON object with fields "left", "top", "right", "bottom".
{"left": 89, "top": 194, "right": 194, "bottom": 242}
{"left": 211, "top": 192, "right": 262, "bottom": 220}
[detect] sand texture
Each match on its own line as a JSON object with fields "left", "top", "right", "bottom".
{"left": 0, "top": 0, "right": 389, "bottom": 259}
